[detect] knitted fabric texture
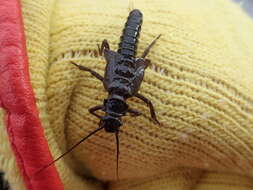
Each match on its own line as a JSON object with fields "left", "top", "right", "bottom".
{"left": 1, "top": 0, "right": 253, "bottom": 189}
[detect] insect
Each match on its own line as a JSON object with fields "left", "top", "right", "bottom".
{"left": 36, "top": 9, "right": 161, "bottom": 179}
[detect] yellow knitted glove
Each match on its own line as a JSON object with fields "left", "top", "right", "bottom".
{"left": 1, "top": 0, "right": 253, "bottom": 189}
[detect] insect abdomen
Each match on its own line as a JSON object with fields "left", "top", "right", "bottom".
{"left": 118, "top": 9, "right": 143, "bottom": 59}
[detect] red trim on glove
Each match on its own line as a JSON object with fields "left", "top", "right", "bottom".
{"left": 0, "top": 1, "right": 64, "bottom": 190}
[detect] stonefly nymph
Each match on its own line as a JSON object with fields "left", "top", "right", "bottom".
{"left": 37, "top": 9, "right": 161, "bottom": 179}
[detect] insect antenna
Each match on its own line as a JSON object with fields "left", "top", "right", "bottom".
{"left": 33, "top": 126, "right": 105, "bottom": 177}
{"left": 115, "top": 130, "right": 120, "bottom": 180}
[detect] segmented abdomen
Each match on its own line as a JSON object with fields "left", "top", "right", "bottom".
{"left": 118, "top": 9, "right": 143, "bottom": 59}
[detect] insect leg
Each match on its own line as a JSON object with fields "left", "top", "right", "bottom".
{"left": 89, "top": 105, "right": 104, "bottom": 119}
{"left": 70, "top": 62, "right": 104, "bottom": 82}
{"left": 135, "top": 93, "right": 160, "bottom": 125}
{"left": 141, "top": 34, "right": 161, "bottom": 58}
{"left": 135, "top": 58, "right": 150, "bottom": 69}
{"left": 97, "top": 39, "right": 110, "bottom": 56}
{"left": 128, "top": 0, "right": 134, "bottom": 12}
{"left": 127, "top": 108, "right": 142, "bottom": 116}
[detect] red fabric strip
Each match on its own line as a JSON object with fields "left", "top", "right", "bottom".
{"left": 0, "top": 0, "right": 64, "bottom": 190}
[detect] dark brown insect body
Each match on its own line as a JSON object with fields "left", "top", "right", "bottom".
{"left": 37, "top": 9, "right": 161, "bottom": 179}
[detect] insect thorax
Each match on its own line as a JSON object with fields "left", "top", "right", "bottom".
{"left": 104, "top": 94, "right": 128, "bottom": 115}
